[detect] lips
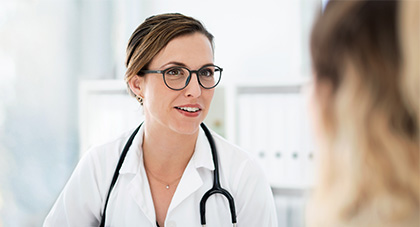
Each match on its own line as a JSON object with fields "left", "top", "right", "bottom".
{"left": 174, "top": 104, "right": 203, "bottom": 116}
{"left": 175, "top": 106, "right": 201, "bottom": 112}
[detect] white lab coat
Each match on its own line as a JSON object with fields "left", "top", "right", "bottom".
{"left": 44, "top": 125, "right": 277, "bottom": 227}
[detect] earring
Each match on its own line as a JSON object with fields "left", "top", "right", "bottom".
{"left": 136, "top": 95, "right": 143, "bottom": 105}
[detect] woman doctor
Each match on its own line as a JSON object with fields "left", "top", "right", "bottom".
{"left": 44, "top": 13, "right": 277, "bottom": 227}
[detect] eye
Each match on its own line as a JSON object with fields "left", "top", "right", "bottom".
{"left": 199, "top": 68, "right": 214, "bottom": 77}
{"left": 166, "top": 67, "right": 185, "bottom": 76}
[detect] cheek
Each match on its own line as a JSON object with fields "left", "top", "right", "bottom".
{"left": 142, "top": 80, "right": 171, "bottom": 111}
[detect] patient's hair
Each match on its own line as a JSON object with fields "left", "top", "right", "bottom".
{"left": 124, "top": 13, "right": 214, "bottom": 97}
{"left": 307, "top": 0, "right": 419, "bottom": 226}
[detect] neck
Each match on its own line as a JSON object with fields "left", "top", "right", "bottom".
{"left": 142, "top": 120, "right": 199, "bottom": 176}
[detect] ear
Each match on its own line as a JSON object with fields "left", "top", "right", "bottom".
{"left": 128, "top": 75, "right": 145, "bottom": 98}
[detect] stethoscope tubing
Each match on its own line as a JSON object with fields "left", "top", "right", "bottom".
{"left": 99, "top": 122, "right": 236, "bottom": 227}
{"left": 100, "top": 123, "right": 142, "bottom": 227}
{"left": 199, "top": 123, "right": 237, "bottom": 226}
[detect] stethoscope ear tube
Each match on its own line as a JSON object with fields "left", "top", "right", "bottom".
{"left": 199, "top": 123, "right": 237, "bottom": 226}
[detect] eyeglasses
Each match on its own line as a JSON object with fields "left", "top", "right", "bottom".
{"left": 138, "top": 64, "right": 223, "bottom": 91}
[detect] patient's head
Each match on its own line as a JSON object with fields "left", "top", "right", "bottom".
{"left": 307, "top": 0, "right": 419, "bottom": 226}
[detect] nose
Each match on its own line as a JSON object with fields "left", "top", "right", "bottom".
{"left": 184, "top": 73, "right": 202, "bottom": 97}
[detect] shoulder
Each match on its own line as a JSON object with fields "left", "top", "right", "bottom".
{"left": 83, "top": 128, "right": 136, "bottom": 163}
{"left": 72, "top": 127, "right": 140, "bottom": 197}
{"left": 210, "top": 131, "right": 251, "bottom": 159}
{"left": 209, "top": 130, "right": 265, "bottom": 181}
{"left": 77, "top": 128, "right": 139, "bottom": 185}
{"left": 210, "top": 130, "right": 277, "bottom": 225}
{"left": 210, "top": 130, "right": 258, "bottom": 168}
{"left": 43, "top": 128, "right": 141, "bottom": 226}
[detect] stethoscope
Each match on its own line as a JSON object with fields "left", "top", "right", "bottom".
{"left": 99, "top": 123, "right": 237, "bottom": 227}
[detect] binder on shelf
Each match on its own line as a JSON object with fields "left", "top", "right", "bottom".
{"left": 268, "top": 94, "right": 288, "bottom": 187}
{"left": 253, "top": 94, "right": 271, "bottom": 178}
{"left": 236, "top": 88, "right": 314, "bottom": 190}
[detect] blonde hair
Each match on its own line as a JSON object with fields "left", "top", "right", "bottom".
{"left": 124, "top": 13, "right": 214, "bottom": 97}
{"left": 307, "top": 1, "right": 420, "bottom": 226}
{"left": 400, "top": 0, "right": 420, "bottom": 130}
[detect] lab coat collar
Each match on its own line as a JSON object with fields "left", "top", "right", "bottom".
{"left": 191, "top": 126, "right": 215, "bottom": 171}
{"left": 167, "top": 126, "right": 215, "bottom": 214}
{"left": 118, "top": 125, "right": 144, "bottom": 175}
{"left": 118, "top": 125, "right": 157, "bottom": 224}
{"left": 119, "top": 124, "right": 214, "bottom": 174}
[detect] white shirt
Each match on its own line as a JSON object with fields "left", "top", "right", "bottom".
{"left": 44, "top": 125, "right": 278, "bottom": 227}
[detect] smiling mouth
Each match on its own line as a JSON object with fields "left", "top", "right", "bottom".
{"left": 175, "top": 106, "right": 201, "bottom": 113}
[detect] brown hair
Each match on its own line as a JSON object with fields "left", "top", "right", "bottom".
{"left": 125, "top": 13, "right": 214, "bottom": 97}
{"left": 307, "top": 1, "right": 419, "bottom": 226}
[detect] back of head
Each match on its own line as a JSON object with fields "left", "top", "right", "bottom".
{"left": 307, "top": 1, "right": 419, "bottom": 226}
{"left": 124, "top": 13, "right": 214, "bottom": 97}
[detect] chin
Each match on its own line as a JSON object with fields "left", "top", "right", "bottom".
{"left": 171, "top": 120, "right": 202, "bottom": 135}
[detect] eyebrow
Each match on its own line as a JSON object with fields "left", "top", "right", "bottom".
{"left": 159, "top": 61, "right": 187, "bottom": 69}
{"left": 159, "top": 61, "right": 214, "bottom": 69}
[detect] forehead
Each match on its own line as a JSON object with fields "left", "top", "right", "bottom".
{"left": 149, "top": 33, "right": 214, "bottom": 68}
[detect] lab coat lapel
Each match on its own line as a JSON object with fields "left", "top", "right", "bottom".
{"left": 129, "top": 170, "right": 156, "bottom": 225}
{"left": 167, "top": 128, "right": 214, "bottom": 212}
{"left": 121, "top": 126, "right": 157, "bottom": 225}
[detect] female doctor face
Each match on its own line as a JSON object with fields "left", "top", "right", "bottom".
{"left": 130, "top": 32, "right": 215, "bottom": 135}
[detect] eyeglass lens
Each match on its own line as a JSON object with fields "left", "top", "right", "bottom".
{"left": 164, "top": 66, "right": 221, "bottom": 90}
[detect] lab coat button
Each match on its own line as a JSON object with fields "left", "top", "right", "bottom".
{"left": 167, "top": 221, "right": 176, "bottom": 227}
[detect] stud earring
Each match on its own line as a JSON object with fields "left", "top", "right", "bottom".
{"left": 136, "top": 95, "right": 143, "bottom": 105}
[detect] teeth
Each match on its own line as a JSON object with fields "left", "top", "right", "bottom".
{"left": 177, "top": 106, "right": 200, "bottom": 112}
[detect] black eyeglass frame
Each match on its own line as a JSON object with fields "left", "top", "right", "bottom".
{"left": 138, "top": 64, "right": 223, "bottom": 91}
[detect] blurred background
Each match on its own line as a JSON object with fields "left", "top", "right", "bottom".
{"left": 0, "top": 0, "right": 322, "bottom": 226}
